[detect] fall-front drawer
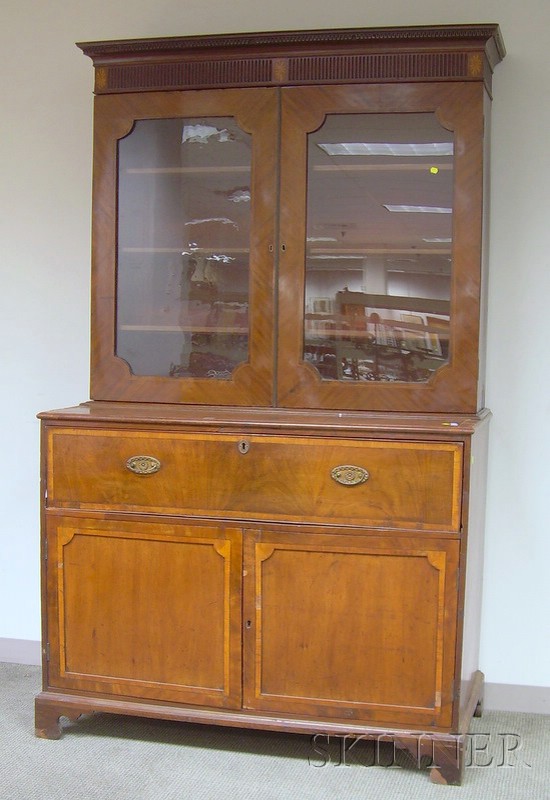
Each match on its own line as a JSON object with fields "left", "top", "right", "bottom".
{"left": 45, "top": 427, "right": 463, "bottom": 530}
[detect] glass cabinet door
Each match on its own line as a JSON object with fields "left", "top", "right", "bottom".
{"left": 277, "top": 83, "right": 484, "bottom": 413}
{"left": 91, "top": 89, "right": 278, "bottom": 405}
{"left": 117, "top": 116, "right": 253, "bottom": 381}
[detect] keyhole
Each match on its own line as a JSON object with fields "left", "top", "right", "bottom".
{"left": 238, "top": 440, "right": 250, "bottom": 454}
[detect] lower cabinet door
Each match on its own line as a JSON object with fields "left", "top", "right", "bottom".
{"left": 45, "top": 516, "right": 243, "bottom": 708}
{"left": 243, "top": 530, "right": 459, "bottom": 729}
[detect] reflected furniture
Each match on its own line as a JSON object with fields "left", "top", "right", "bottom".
{"left": 35, "top": 25, "right": 504, "bottom": 784}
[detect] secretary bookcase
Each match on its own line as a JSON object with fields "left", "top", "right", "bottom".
{"left": 36, "top": 25, "right": 504, "bottom": 784}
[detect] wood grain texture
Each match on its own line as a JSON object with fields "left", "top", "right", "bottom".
{"left": 243, "top": 530, "right": 459, "bottom": 728}
{"left": 45, "top": 516, "right": 243, "bottom": 708}
{"left": 46, "top": 426, "right": 463, "bottom": 530}
{"left": 38, "top": 401, "right": 490, "bottom": 436}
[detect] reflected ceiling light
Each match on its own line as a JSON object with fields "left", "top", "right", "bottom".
{"left": 387, "top": 268, "right": 450, "bottom": 275}
{"left": 181, "top": 249, "right": 235, "bottom": 263}
{"left": 308, "top": 254, "right": 365, "bottom": 260}
{"left": 422, "top": 237, "right": 452, "bottom": 242}
{"left": 224, "top": 187, "right": 251, "bottom": 203}
{"left": 206, "top": 254, "right": 235, "bottom": 263}
{"left": 383, "top": 205, "right": 452, "bottom": 214}
{"left": 181, "top": 124, "right": 233, "bottom": 143}
{"left": 317, "top": 142, "right": 453, "bottom": 157}
{"left": 185, "top": 217, "right": 239, "bottom": 228}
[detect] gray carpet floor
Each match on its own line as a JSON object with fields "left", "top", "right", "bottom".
{"left": 1, "top": 663, "right": 548, "bottom": 799}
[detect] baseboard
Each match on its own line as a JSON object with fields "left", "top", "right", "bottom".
{"left": 1, "top": 639, "right": 548, "bottom": 715}
{"left": 484, "top": 682, "right": 550, "bottom": 715}
{"left": 0, "top": 638, "right": 41, "bottom": 666}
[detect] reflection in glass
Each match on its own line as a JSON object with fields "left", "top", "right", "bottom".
{"left": 304, "top": 113, "right": 453, "bottom": 383}
{"left": 116, "top": 117, "right": 251, "bottom": 378}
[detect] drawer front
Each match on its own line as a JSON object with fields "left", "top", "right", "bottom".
{"left": 46, "top": 427, "right": 463, "bottom": 530}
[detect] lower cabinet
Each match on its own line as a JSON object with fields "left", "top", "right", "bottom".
{"left": 43, "top": 515, "right": 459, "bottom": 728}
{"left": 36, "top": 412, "right": 487, "bottom": 785}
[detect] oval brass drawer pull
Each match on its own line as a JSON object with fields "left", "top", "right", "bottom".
{"left": 331, "top": 465, "right": 369, "bottom": 486}
{"left": 126, "top": 455, "right": 161, "bottom": 475}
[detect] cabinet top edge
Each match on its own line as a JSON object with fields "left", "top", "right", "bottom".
{"left": 76, "top": 24, "right": 505, "bottom": 65}
{"left": 38, "top": 402, "right": 491, "bottom": 435}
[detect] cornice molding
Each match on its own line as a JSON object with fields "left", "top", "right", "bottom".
{"left": 78, "top": 24, "right": 505, "bottom": 63}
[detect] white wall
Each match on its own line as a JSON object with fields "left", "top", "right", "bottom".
{"left": 1, "top": 0, "right": 549, "bottom": 689}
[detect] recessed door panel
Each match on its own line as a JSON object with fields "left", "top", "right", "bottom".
{"left": 46, "top": 517, "right": 242, "bottom": 708}
{"left": 244, "top": 530, "right": 459, "bottom": 728}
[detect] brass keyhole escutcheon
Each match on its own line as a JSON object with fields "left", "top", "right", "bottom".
{"left": 238, "top": 440, "right": 250, "bottom": 454}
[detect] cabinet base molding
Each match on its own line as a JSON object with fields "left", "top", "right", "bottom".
{"left": 35, "top": 670, "right": 484, "bottom": 785}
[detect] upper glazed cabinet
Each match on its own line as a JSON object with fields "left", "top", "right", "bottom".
{"left": 80, "top": 25, "right": 504, "bottom": 412}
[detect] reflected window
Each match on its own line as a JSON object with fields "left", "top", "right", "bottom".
{"left": 304, "top": 113, "right": 453, "bottom": 383}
